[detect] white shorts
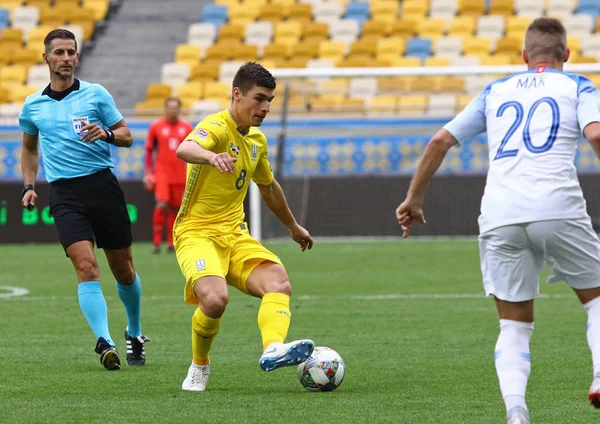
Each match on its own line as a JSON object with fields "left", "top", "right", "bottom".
{"left": 478, "top": 218, "right": 600, "bottom": 302}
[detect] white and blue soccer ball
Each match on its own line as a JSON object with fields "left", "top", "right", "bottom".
{"left": 297, "top": 346, "right": 345, "bottom": 392}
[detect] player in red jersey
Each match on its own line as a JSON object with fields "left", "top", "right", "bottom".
{"left": 144, "top": 97, "right": 194, "bottom": 253}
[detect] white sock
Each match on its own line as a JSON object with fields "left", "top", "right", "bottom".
{"left": 584, "top": 296, "right": 600, "bottom": 379}
{"left": 494, "top": 319, "right": 534, "bottom": 412}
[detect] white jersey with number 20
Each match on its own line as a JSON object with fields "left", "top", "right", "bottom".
{"left": 444, "top": 67, "right": 600, "bottom": 234}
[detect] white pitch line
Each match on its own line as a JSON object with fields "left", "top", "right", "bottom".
{"left": 1, "top": 293, "right": 574, "bottom": 301}
{"left": 0, "top": 286, "right": 30, "bottom": 298}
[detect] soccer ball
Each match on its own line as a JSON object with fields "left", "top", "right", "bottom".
{"left": 297, "top": 346, "right": 345, "bottom": 392}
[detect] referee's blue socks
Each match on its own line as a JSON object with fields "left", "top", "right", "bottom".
{"left": 116, "top": 273, "right": 142, "bottom": 337}
{"left": 78, "top": 281, "right": 115, "bottom": 346}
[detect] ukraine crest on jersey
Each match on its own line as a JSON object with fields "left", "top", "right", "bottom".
{"left": 444, "top": 67, "right": 600, "bottom": 234}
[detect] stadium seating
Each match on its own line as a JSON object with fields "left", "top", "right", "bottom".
{"left": 0, "top": 0, "right": 113, "bottom": 114}
{"left": 136, "top": 0, "right": 600, "bottom": 116}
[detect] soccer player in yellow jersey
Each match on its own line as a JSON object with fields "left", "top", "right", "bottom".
{"left": 174, "top": 62, "right": 315, "bottom": 391}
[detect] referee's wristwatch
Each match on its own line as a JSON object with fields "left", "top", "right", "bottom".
{"left": 22, "top": 184, "right": 35, "bottom": 197}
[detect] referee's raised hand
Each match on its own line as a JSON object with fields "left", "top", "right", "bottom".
{"left": 80, "top": 123, "right": 107, "bottom": 143}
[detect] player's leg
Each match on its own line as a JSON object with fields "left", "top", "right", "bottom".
{"left": 153, "top": 176, "right": 170, "bottom": 253}
{"left": 228, "top": 233, "right": 314, "bottom": 372}
{"left": 91, "top": 170, "right": 149, "bottom": 366}
{"left": 176, "top": 232, "right": 230, "bottom": 391}
{"left": 166, "top": 184, "right": 185, "bottom": 253}
{"left": 533, "top": 218, "right": 600, "bottom": 408}
{"left": 479, "top": 224, "right": 541, "bottom": 424}
{"left": 49, "top": 182, "right": 119, "bottom": 370}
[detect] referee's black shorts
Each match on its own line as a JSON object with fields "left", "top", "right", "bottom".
{"left": 49, "top": 168, "right": 132, "bottom": 251}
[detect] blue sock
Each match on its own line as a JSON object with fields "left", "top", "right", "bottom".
{"left": 78, "top": 281, "right": 114, "bottom": 346}
{"left": 116, "top": 273, "right": 142, "bottom": 337}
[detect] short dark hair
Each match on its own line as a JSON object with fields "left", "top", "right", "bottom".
{"left": 44, "top": 29, "right": 78, "bottom": 54}
{"left": 525, "top": 18, "right": 567, "bottom": 62}
{"left": 232, "top": 62, "right": 276, "bottom": 94}
{"left": 164, "top": 97, "right": 182, "bottom": 107}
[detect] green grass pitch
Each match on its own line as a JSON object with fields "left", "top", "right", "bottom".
{"left": 0, "top": 239, "right": 598, "bottom": 423}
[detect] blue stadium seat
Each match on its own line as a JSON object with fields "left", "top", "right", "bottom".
{"left": 201, "top": 4, "right": 228, "bottom": 26}
{"left": 344, "top": 2, "right": 370, "bottom": 25}
{"left": 405, "top": 37, "right": 432, "bottom": 59}
{"left": 577, "top": 0, "right": 600, "bottom": 17}
{"left": 0, "top": 9, "right": 9, "bottom": 29}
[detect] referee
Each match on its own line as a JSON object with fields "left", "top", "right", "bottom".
{"left": 19, "top": 29, "right": 150, "bottom": 371}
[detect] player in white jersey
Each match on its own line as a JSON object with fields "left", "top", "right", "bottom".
{"left": 396, "top": 18, "right": 600, "bottom": 424}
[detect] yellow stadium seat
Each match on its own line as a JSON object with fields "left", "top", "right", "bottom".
{"left": 0, "top": 85, "right": 9, "bottom": 104}
{"left": 489, "top": 0, "right": 514, "bottom": 16}
{"left": 291, "top": 41, "right": 320, "bottom": 60}
{"left": 320, "top": 78, "right": 349, "bottom": 94}
{"left": 338, "top": 97, "right": 365, "bottom": 114}
{"left": 27, "top": 25, "right": 54, "bottom": 48}
{"left": 438, "top": 77, "right": 466, "bottom": 93}
{"left": 82, "top": 0, "right": 110, "bottom": 21}
{"left": 407, "top": 76, "right": 440, "bottom": 92}
{"left": 390, "top": 19, "right": 418, "bottom": 38}
{"left": 572, "top": 56, "right": 598, "bottom": 64}
{"left": 258, "top": 3, "right": 284, "bottom": 24}
{"left": 398, "top": 95, "right": 428, "bottom": 114}
{"left": 303, "top": 22, "right": 329, "bottom": 44}
{"left": 25, "top": 0, "right": 50, "bottom": 7}
{"left": 349, "top": 39, "right": 376, "bottom": 57}
{"left": 1, "top": 65, "right": 28, "bottom": 84}
{"left": 40, "top": 7, "right": 68, "bottom": 26}
{"left": 463, "top": 37, "right": 492, "bottom": 55}
{"left": 134, "top": 99, "right": 164, "bottom": 117}
{"left": 285, "top": 3, "right": 312, "bottom": 22}
{"left": 56, "top": 0, "right": 81, "bottom": 8}
{"left": 190, "top": 63, "right": 220, "bottom": 82}
{"left": 377, "top": 77, "right": 406, "bottom": 93}
{"left": 402, "top": 0, "right": 428, "bottom": 17}
{"left": 228, "top": 4, "right": 258, "bottom": 22}
{"left": 418, "top": 19, "right": 446, "bottom": 38}
{"left": 371, "top": 1, "right": 399, "bottom": 22}
{"left": 448, "top": 16, "right": 476, "bottom": 36}
{"left": 233, "top": 44, "right": 258, "bottom": 61}
{"left": 275, "top": 21, "right": 303, "bottom": 45}
{"left": 310, "top": 95, "right": 343, "bottom": 114}
{"left": 271, "top": 0, "right": 296, "bottom": 6}
{"left": 176, "top": 81, "right": 204, "bottom": 100}
{"left": 218, "top": 24, "right": 245, "bottom": 43}
{"left": 204, "top": 81, "right": 230, "bottom": 101}
{"left": 263, "top": 43, "right": 289, "bottom": 60}
{"left": 567, "top": 35, "right": 581, "bottom": 53}
{"left": 506, "top": 16, "right": 531, "bottom": 37}
{"left": 425, "top": 56, "right": 451, "bottom": 67}
{"left": 0, "top": 45, "right": 16, "bottom": 65}
{"left": 376, "top": 37, "right": 406, "bottom": 57}
{"left": 0, "top": 1, "right": 23, "bottom": 13}
{"left": 480, "top": 54, "right": 511, "bottom": 65}
{"left": 458, "top": 0, "right": 485, "bottom": 16}
{"left": 9, "top": 84, "right": 39, "bottom": 103}
{"left": 360, "top": 20, "right": 390, "bottom": 41}
{"left": 319, "top": 40, "right": 345, "bottom": 63}
{"left": 145, "top": 83, "right": 172, "bottom": 101}
{"left": 495, "top": 36, "right": 522, "bottom": 56}
{"left": 0, "top": 27, "right": 23, "bottom": 43}
{"left": 175, "top": 44, "right": 202, "bottom": 66}
{"left": 369, "top": 95, "right": 397, "bottom": 114}
{"left": 205, "top": 42, "right": 240, "bottom": 61}
{"left": 12, "top": 47, "right": 42, "bottom": 66}
{"left": 389, "top": 57, "right": 421, "bottom": 67}
{"left": 284, "top": 57, "right": 309, "bottom": 68}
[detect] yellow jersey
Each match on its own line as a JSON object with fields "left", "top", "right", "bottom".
{"left": 174, "top": 109, "right": 274, "bottom": 236}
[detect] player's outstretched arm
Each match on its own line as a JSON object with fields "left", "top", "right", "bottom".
{"left": 176, "top": 139, "right": 236, "bottom": 173}
{"left": 21, "top": 132, "right": 39, "bottom": 210}
{"left": 257, "top": 179, "right": 313, "bottom": 251}
{"left": 396, "top": 129, "right": 458, "bottom": 238}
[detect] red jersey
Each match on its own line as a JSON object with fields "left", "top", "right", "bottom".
{"left": 145, "top": 118, "right": 194, "bottom": 184}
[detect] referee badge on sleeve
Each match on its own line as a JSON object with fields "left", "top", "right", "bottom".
{"left": 72, "top": 116, "right": 89, "bottom": 135}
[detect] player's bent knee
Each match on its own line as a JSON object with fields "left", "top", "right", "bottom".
{"left": 75, "top": 258, "right": 100, "bottom": 282}
{"left": 199, "top": 292, "right": 229, "bottom": 318}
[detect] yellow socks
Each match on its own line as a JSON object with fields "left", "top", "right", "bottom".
{"left": 258, "top": 293, "right": 291, "bottom": 350}
{"left": 192, "top": 307, "right": 220, "bottom": 366}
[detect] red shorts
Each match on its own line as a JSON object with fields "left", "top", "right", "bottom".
{"left": 155, "top": 180, "right": 185, "bottom": 208}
